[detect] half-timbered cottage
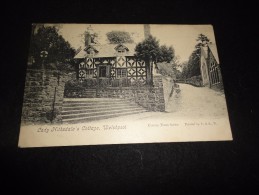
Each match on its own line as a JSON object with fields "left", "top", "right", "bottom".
{"left": 67, "top": 25, "right": 165, "bottom": 112}
{"left": 74, "top": 29, "right": 148, "bottom": 87}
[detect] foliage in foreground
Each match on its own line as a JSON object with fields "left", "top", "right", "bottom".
{"left": 29, "top": 25, "right": 75, "bottom": 71}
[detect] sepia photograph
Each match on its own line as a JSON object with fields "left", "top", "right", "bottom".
{"left": 18, "top": 24, "right": 232, "bottom": 147}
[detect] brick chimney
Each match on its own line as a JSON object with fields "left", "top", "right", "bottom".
{"left": 85, "top": 25, "right": 94, "bottom": 47}
{"left": 144, "top": 24, "right": 151, "bottom": 39}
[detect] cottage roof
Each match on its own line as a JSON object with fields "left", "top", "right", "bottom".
{"left": 157, "top": 62, "right": 176, "bottom": 79}
{"left": 208, "top": 44, "right": 220, "bottom": 64}
{"left": 201, "top": 46, "right": 208, "bottom": 58}
{"left": 201, "top": 43, "right": 220, "bottom": 64}
{"left": 74, "top": 43, "right": 136, "bottom": 59}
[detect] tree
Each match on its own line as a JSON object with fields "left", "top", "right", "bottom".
{"left": 187, "top": 50, "right": 201, "bottom": 77}
{"left": 135, "top": 35, "right": 175, "bottom": 85}
{"left": 179, "top": 61, "right": 188, "bottom": 79}
{"left": 196, "top": 33, "right": 210, "bottom": 44}
{"left": 135, "top": 35, "right": 161, "bottom": 85}
{"left": 106, "top": 31, "right": 134, "bottom": 44}
{"left": 158, "top": 45, "right": 175, "bottom": 63}
{"left": 171, "top": 55, "right": 181, "bottom": 79}
{"left": 30, "top": 25, "right": 75, "bottom": 68}
{"left": 181, "top": 34, "right": 210, "bottom": 79}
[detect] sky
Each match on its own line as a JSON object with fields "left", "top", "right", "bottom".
{"left": 52, "top": 24, "right": 217, "bottom": 63}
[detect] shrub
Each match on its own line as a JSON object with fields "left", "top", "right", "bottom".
{"left": 185, "top": 75, "right": 203, "bottom": 87}
{"left": 82, "top": 79, "right": 97, "bottom": 88}
{"left": 65, "top": 80, "right": 84, "bottom": 90}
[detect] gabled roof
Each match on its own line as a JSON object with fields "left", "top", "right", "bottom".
{"left": 84, "top": 45, "right": 99, "bottom": 53}
{"left": 114, "top": 44, "right": 130, "bottom": 51}
{"left": 200, "top": 43, "right": 220, "bottom": 64}
{"left": 208, "top": 43, "right": 220, "bottom": 64}
{"left": 74, "top": 43, "right": 136, "bottom": 59}
{"left": 201, "top": 46, "right": 208, "bottom": 58}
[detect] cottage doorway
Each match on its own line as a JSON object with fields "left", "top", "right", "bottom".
{"left": 99, "top": 66, "right": 107, "bottom": 77}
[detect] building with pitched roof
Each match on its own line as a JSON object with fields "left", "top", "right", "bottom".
{"left": 67, "top": 25, "right": 165, "bottom": 113}
{"left": 74, "top": 27, "right": 148, "bottom": 87}
{"left": 200, "top": 43, "right": 223, "bottom": 90}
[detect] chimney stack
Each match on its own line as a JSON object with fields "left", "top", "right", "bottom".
{"left": 85, "top": 25, "right": 94, "bottom": 47}
{"left": 144, "top": 24, "right": 151, "bottom": 39}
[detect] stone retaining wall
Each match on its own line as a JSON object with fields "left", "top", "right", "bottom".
{"left": 21, "top": 69, "right": 72, "bottom": 124}
{"left": 98, "top": 75, "right": 165, "bottom": 112}
{"left": 22, "top": 69, "right": 166, "bottom": 124}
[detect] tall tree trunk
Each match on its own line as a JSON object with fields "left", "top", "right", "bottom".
{"left": 150, "top": 60, "right": 153, "bottom": 86}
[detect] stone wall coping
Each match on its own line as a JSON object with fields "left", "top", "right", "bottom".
{"left": 105, "top": 86, "right": 150, "bottom": 90}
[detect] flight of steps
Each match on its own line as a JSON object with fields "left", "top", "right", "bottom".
{"left": 62, "top": 98, "right": 147, "bottom": 123}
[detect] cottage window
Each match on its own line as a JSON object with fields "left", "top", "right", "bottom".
{"left": 118, "top": 49, "right": 125, "bottom": 53}
{"left": 115, "top": 45, "right": 128, "bottom": 54}
{"left": 117, "top": 68, "right": 127, "bottom": 78}
{"left": 86, "top": 69, "right": 94, "bottom": 78}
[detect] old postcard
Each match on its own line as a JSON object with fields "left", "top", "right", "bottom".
{"left": 18, "top": 24, "right": 232, "bottom": 147}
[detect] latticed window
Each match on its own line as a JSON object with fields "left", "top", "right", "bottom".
{"left": 117, "top": 69, "right": 127, "bottom": 78}
{"left": 86, "top": 69, "right": 94, "bottom": 78}
{"left": 118, "top": 49, "right": 125, "bottom": 53}
{"left": 78, "top": 58, "right": 97, "bottom": 81}
{"left": 115, "top": 45, "right": 128, "bottom": 55}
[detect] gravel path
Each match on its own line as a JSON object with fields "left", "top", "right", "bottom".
{"left": 97, "top": 78, "right": 229, "bottom": 123}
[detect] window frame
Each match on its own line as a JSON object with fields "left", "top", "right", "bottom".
{"left": 116, "top": 68, "right": 127, "bottom": 78}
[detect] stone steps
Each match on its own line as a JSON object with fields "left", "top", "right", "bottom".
{"left": 62, "top": 101, "right": 132, "bottom": 108}
{"left": 62, "top": 98, "right": 147, "bottom": 123}
{"left": 62, "top": 107, "right": 145, "bottom": 120}
{"left": 62, "top": 105, "right": 141, "bottom": 113}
